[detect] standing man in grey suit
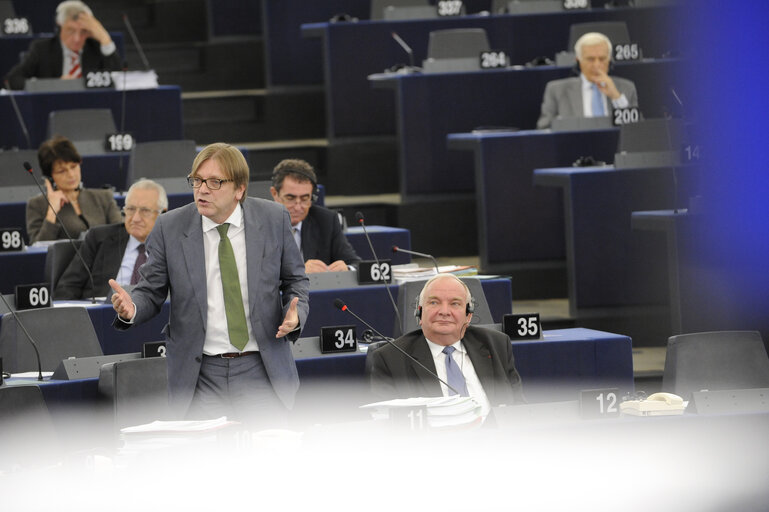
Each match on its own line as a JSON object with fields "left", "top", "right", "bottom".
{"left": 536, "top": 32, "right": 638, "bottom": 129}
{"left": 110, "top": 143, "right": 309, "bottom": 424}
{"left": 270, "top": 158, "right": 360, "bottom": 273}
{"left": 369, "top": 274, "right": 525, "bottom": 418}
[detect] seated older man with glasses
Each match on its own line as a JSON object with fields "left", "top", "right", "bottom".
{"left": 54, "top": 179, "right": 167, "bottom": 300}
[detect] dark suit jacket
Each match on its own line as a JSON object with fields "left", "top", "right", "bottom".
{"left": 300, "top": 206, "right": 360, "bottom": 265}
{"left": 26, "top": 188, "right": 123, "bottom": 244}
{"left": 369, "top": 326, "right": 525, "bottom": 406}
{"left": 536, "top": 75, "right": 638, "bottom": 129}
{"left": 54, "top": 223, "right": 129, "bottom": 300}
{"left": 4, "top": 35, "right": 122, "bottom": 90}
{"left": 114, "top": 198, "right": 310, "bottom": 416}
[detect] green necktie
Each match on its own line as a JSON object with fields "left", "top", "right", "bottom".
{"left": 217, "top": 223, "right": 249, "bottom": 350}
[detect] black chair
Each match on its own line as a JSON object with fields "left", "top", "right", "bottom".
{"left": 393, "top": 277, "right": 496, "bottom": 337}
{"left": 45, "top": 239, "right": 83, "bottom": 292}
{"left": 0, "top": 0, "right": 16, "bottom": 20}
{"left": 662, "top": 331, "right": 769, "bottom": 398}
{"left": 0, "top": 149, "right": 39, "bottom": 187}
{"left": 46, "top": 108, "right": 117, "bottom": 155}
{"left": 370, "top": 0, "right": 438, "bottom": 20}
{"left": 247, "top": 180, "right": 274, "bottom": 201}
{"left": 566, "top": 21, "right": 631, "bottom": 50}
{"left": 0, "top": 306, "right": 103, "bottom": 373}
{"left": 128, "top": 139, "right": 197, "bottom": 184}
{"left": 422, "top": 28, "right": 490, "bottom": 73}
{"left": 364, "top": 340, "right": 389, "bottom": 376}
{"left": 98, "top": 357, "right": 170, "bottom": 430}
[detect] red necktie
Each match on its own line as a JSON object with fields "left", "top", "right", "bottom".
{"left": 130, "top": 244, "right": 147, "bottom": 285}
{"left": 68, "top": 53, "right": 82, "bottom": 78}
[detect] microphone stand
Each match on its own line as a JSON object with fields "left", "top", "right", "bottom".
{"left": 0, "top": 294, "right": 44, "bottom": 381}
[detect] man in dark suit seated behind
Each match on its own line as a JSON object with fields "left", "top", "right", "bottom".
{"left": 369, "top": 274, "right": 525, "bottom": 417}
{"left": 4, "top": 1, "right": 121, "bottom": 90}
{"left": 270, "top": 158, "right": 360, "bottom": 273}
{"left": 54, "top": 179, "right": 167, "bottom": 299}
{"left": 536, "top": 31, "right": 638, "bottom": 129}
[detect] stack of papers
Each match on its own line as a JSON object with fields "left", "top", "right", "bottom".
{"left": 392, "top": 264, "right": 478, "bottom": 282}
{"left": 118, "top": 417, "right": 239, "bottom": 454}
{"left": 361, "top": 396, "right": 482, "bottom": 429}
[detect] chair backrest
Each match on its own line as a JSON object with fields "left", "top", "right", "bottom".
{"left": 426, "top": 28, "right": 490, "bottom": 60}
{"left": 47, "top": 108, "right": 117, "bottom": 142}
{"left": 617, "top": 118, "right": 686, "bottom": 153}
{"left": 25, "top": 78, "right": 86, "bottom": 93}
{"left": 364, "top": 340, "right": 389, "bottom": 376}
{"left": 128, "top": 140, "right": 197, "bottom": 183}
{"left": 505, "top": 0, "right": 563, "bottom": 14}
{"left": 567, "top": 21, "right": 631, "bottom": 52}
{"left": 0, "top": 149, "right": 39, "bottom": 187}
{"left": 247, "top": 180, "right": 274, "bottom": 200}
{"left": 370, "top": 0, "right": 434, "bottom": 20}
{"left": 393, "top": 277, "right": 495, "bottom": 336}
{"left": 45, "top": 239, "right": 83, "bottom": 292}
{"left": 0, "top": 184, "right": 39, "bottom": 204}
{"left": 0, "top": 0, "right": 16, "bottom": 19}
{"left": 662, "top": 330, "right": 769, "bottom": 398}
{"left": 98, "top": 357, "right": 170, "bottom": 430}
{"left": 0, "top": 306, "right": 103, "bottom": 373}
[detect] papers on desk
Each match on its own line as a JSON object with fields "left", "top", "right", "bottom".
{"left": 361, "top": 396, "right": 482, "bottom": 428}
{"left": 11, "top": 371, "right": 53, "bottom": 379}
{"left": 392, "top": 264, "right": 478, "bottom": 282}
{"left": 121, "top": 417, "right": 235, "bottom": 436}
{"left": 110, "top": 70, "right": 159, "bottom": 90}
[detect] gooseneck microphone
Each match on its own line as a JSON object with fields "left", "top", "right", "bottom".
{"left": 391, "top": 31, "right": 416, "bottom": 70}
{"left": 0, "top": 294, "right": 44, "bottom": 381}
{"left": 122, "top": 14, "right": 151, "bottom": 71}
{"left": 333, "top": 298, "right": 460, "bottom": 395}
{"left": 392, "top": 245, "right": 440, "bottom": 275}
{"left": 23, "top": 162, "right": 97, "bottom": 304}
{"left": 4, "top": 80, "right": 32, "bottom": 149}
{"left": 355, "top": 211, "right": 404, "bottom": 336}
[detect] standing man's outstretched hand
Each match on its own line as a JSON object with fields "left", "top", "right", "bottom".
{"left": 276, "top": 296, "right": 299, "bottom": 338}
{"left": 109, "top": 279, "right": 135, "bottom": 320}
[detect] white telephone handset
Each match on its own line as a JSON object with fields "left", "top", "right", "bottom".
{"left": 620, "top": 392, "right": 686, "bottom": 416}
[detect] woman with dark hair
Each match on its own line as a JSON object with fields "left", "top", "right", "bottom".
{"left": 26, "top": 136, "right": 121, "bottom": 243}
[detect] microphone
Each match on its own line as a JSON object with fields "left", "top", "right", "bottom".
{"left": 391, "top": 31, "right": 416, "bottom": 71}
{"left": 392, "top": 245, "right": 440, "bottom": 275}
{"left": 355, "top": 211, "right": 404, "bottom": 336}
{"left": 118, "top": 60, "right": 128, "bottom": 184}
{"left": 333, "top": 298, "right": 460, "bottom": 395}
{"left": 0, "top": 294, "right": 44, "bottom": 381}
{"left": 4, "top": 80, "right": 32, "bottom": 149}
{"left": 23, "top": 162, "right": 97, "bottom": 304}
{"left": 122, "top": 13, "right": 151, "bottom": 71}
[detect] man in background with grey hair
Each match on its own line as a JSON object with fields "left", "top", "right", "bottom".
{"left": 536, "top": 31, "right": 638, "bottom": 129}
{"left": 4, "top": 0, "right": 121, "bottom": 90}
{"left": 54, "top": 179, "right": 168, "bottom": 300}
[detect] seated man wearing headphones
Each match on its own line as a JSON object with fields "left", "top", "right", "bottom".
{"left": 536, "top": 31, "right": 638, "bottom": 129}
{"left": 270, "top": 159, "right": 360, "bottom": 273}
{"left": 368, "top": 274, "right": 525, "bottom": 417}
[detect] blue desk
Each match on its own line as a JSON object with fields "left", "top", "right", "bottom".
{"left": 0, "top": 226, "right": 411, "bottom": 294}
{"left": 0, "top": 86, "right": 183, "bottom": 150}
{"left": 533, "top": 165, "right": 697, "bottom": 316}
{"left": 302, "top": 6, "right": 679, "bottom": 139}
{"left": 376, "top": 59, "right": 680, "bottom": 197}
{"left": 447, "top": 128, "right": 619, "bottom": 277}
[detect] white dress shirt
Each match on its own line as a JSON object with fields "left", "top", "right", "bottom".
{"left": 115, "top": 235, "right": 144, "bottom": 286}
{"left": 425, "top": 337, "right": 491, "bottom": 417}
{"left": 580, "top": 73, "right": 629, "bottom": 118}
{"left": 201, "top": 205, "right": 259, "bottom": 355}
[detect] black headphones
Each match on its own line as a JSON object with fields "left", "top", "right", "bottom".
{"left": 414, "top": 296, "right": 475, "bottom": 319}
{"left": 272, "top": 166, "right": 319, "bottom": 203}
